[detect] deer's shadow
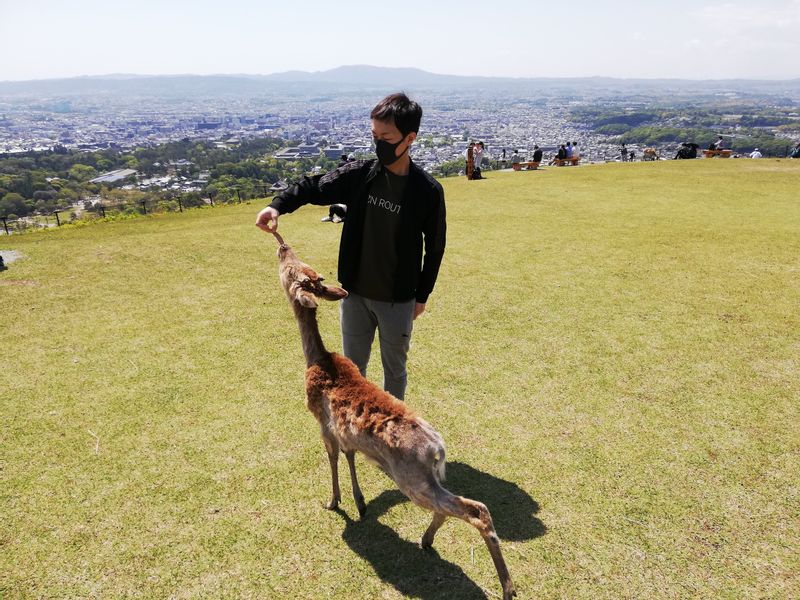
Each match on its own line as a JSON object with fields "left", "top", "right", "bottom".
{"left": 334, "top": 461, "right": 545, "bottom": 600}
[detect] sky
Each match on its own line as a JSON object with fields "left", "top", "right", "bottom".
{"left": 1, "top": 0, "right": 799, "bottom": 82}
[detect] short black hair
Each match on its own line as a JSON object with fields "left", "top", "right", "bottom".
{"left": 370, "top": 92, "right": 422, "bottom": 137}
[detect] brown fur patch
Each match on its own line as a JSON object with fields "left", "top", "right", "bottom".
{"left": 306, "top": 353, "right": 417, "bottom": 447}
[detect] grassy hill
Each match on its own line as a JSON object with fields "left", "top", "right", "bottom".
{"left": 2, "top": 159, "right": 798, "bottom": 599}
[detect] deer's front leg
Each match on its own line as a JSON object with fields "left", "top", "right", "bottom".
{"left": 320, "top": 425, "right": 341, "bottom": 510}
{"left": 307, "top": 383, "right": 341, "bottom": 510}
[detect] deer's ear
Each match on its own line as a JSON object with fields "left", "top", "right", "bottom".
{"left": 320, "top": 284, "right": 348, "bottom": 301}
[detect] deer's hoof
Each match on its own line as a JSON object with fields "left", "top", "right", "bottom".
{"left": 325, "top": 498, "right": 339, "bottom": 510}
{"left": 356, "top": 498, "right": 367, "bottom": 519}
{"left": 503, "top": 583, "right": 517, "bottom": 599}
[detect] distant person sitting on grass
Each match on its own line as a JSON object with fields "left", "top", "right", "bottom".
{"left": 708, "top": 135, "right": 725, "bottom": 151}
{"left": 749, "top": 148, "right": 763, "bottom": 159}
{"left": 550, "top": 144, "right": 567, "bottom": 165}
{"left": 321, "top": 203, "right": 347, "bottom": 223}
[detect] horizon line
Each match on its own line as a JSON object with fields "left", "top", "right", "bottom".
{"left": 2, "top": 65, "right": 800, "bottom": 85}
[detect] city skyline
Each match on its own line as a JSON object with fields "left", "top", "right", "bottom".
{"left": 2, "top": 0, "right": 799, "bottom": 82}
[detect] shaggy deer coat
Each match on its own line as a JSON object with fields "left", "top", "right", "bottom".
{"left": 274, "top": 240, "right": 515, "bottom": 600}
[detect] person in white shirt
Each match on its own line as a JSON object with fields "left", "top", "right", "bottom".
{"left": 472, "top": 141, "right": 485, "bottom": 179}
{"left": 749, "top": 148, "right": 762, "bottom": 159}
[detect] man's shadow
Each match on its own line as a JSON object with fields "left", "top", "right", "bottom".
{"left": 335, "top": 461, "right": 545, "bottom": 600}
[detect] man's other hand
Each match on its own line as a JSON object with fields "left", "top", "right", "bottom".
{"left": 413, "top": 302, "right": 426, "bottom": 320}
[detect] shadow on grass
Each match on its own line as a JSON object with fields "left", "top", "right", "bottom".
{"left": 335, "top": 461, "right": 545, "bottom": 600}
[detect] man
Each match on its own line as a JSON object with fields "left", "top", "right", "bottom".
{"left": 749, "top": 148, "right": 762, "bottom": 159}
{"left": 532, "top": 145, "right": 543, "bottom": 163}
{"left": 256, "top": 93, "right": 446, "bottom": 400}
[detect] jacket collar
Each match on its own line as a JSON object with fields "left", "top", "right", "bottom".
{"left": 368, "top": 157, "right": 419, "bottom": 181}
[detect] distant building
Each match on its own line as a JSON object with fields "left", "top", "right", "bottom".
{"left": 89, "top": 169, "right": 138, "bottom": 184}
{"left": 323, "top": 144, "right": 346, "bottom": 159}
{"left": 274, "top": 143, "right": 321, "bottom": 160}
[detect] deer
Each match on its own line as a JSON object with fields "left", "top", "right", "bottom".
{"left": 270, "top": 232, "right": 516, "bottom": 599}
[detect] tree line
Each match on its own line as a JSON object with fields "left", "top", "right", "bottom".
{"left": 0, "top": 137, "right": 342, "bottom": 220}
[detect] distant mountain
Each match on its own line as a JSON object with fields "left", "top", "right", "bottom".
{"left": 1, "top": 66, "right": 799, "bottom": 98}
{"left": 263, "top": 65, "right": 497, "bottom": 85}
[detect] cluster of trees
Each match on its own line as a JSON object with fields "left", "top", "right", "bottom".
{"left": 615, "top": 127, "right": 792, "bottom": 155}
{"left": 0, "top": 137, "right": 338, "bottom": 220}
{"left": 575, "top": 105, "right": 799, "bottom": 156}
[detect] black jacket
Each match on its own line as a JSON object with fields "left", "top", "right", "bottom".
{"left": 269, "top": 158, "right": 446, "bottom": 303}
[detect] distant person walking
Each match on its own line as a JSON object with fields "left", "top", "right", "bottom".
{"left": 620, "top": 143, "right": 628, "bottom": 162}
{"left": 473, "top": 141, "right": 485, "bottom": 179}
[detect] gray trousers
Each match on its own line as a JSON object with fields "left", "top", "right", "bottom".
{"left": 340, "top": 292, "right": 415, "bottom": 400}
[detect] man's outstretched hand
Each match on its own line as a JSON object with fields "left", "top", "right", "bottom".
{"left": 256, "top": 206, "right": 280, "bottom": 232}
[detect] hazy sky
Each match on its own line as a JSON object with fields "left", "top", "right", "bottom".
{"left": 2, "top": 0, "right": 798, "bottom": 81}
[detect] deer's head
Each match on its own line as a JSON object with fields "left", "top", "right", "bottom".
{"left": 277, "top": 243, "right": 348, "bottom": 308}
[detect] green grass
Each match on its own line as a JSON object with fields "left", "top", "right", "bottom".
{"left": 2, "top": 159, "right": 799, "bottom": 599}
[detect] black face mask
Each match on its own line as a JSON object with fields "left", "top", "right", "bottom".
{"left": 374, "top": 137, "right": 407, "bottom": 167}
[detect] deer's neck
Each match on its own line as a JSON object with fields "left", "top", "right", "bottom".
{"left": 291, "top": 303, "right": 329, "bottom": 366}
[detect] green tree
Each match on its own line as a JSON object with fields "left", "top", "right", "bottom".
{"left": 69, "top": 164, "right": 98, "bottom": 182}
{"left": 0, "top": 192, "right": 29, "bottom": 218}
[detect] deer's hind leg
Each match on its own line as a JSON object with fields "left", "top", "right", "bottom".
{"left": 420, "top": 512, "right": 447, "bottom": 548}
{"left": 415, "top": 484, "right": 516, "bottom": 599}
